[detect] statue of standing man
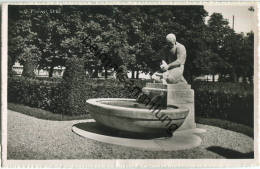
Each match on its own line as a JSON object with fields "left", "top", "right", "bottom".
{"left": 153, "top": 33, "right": 187, "bottom": 84}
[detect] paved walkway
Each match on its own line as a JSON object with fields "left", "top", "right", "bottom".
{"left": 8, "top": 110, "right": 254, "bottom": 159}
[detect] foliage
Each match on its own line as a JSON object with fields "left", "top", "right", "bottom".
{"left": 8, "top": 7, "right": 41, "bottom": 77}
{"left": 200, "top": 13, "right": 254, "bottom": 82}
{"left": 55, "top": 56, "right": 89, "bottom": 115}
{"left": 195, "top": 89, "right": 253, "bottom": 127}
{"left": 192, "top": 82, "right": 253, "bottom": 126}
{"left": 8, "top": 6, "right": 208, "bottom": 80}
{"left": 192, "top": 81, "right": 253, "bottom": 93}
{"left": 8, "top": 76, "right": 57, "bottom": 109}
{"left": 8, "top": 6, "right": 254, "bottom": 81}
{"left": 8, "top": 77, "right": 132, "bottom": 114}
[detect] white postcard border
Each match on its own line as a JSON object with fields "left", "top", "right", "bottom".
{"left": 1, "top": 1, "right": 260, "bottom": 168}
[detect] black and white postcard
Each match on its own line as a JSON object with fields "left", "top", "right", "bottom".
{"left": 1, "top": 1, "right": 259, "bottom": 168}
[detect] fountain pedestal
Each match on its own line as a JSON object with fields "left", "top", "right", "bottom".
{"left": 167, "top": 83, "right": 196, "bottom": 131}
{"left": 143, "top": 83, "right": 196, "bottom": 131}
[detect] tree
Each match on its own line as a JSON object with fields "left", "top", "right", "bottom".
{"left": 9, "top": 6, "right": 90, "bottom": 77}
{"left": 9, "top": 6, "right": 41, "bottom": 77}
{"left": 8, "top": 6, "right": 210, "bottom": 81}
{"left": 205, "top": 13, "right": 235, "bottom": 80}
{"left": 119, "top": 6, "right": 209, "bottom": 81}
{"left": 240, "top": 32, "right": 254, "bottom": 82}
{"left": 205, "top": 12, "right": 254, "bottom": 82}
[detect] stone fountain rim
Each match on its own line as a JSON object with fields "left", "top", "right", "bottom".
{"left": 86, "top": 98, "right": 189, "bottom": 119}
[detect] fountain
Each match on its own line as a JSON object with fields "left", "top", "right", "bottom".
{"left": 86, "top": 82, "right": 195, "bottom": 135}
{"left": 86, "top": 33, "right": 197, "bottom": 135}
{"left": 72, "top": 33, "right": 205, "bottom": 150}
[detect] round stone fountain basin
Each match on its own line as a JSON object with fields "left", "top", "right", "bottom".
{"left": 86, "top": 98, "right": 189, "bottom": 134}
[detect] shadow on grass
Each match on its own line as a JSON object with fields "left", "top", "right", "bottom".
{"left": 196, "top": 117, "right": 253, "bottom": 138}
{"left": 8, "top": 103, "right": 92, "bottom": 121}
{"left": 74, "top": 122, "right": 170, "bottom": 139}
{"left": 207, "top": 146, "right": 254, "bottom": 159}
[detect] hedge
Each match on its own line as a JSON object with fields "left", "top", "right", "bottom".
{"left": 8, "top": 77, "right": 253, "bottom": 126}
{"left": 194, "top": 89, "right": 253, "bottom": 127}
{"left": 8, "top": 77, "right": 135, "bottom": 115}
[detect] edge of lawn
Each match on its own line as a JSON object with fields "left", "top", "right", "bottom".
{"left": 8, "top": 102, "right": 92, "bottom": 121}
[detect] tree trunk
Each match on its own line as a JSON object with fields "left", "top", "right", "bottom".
{"left": 219, "top": 74, "right": 223, "bottom": 82}
{"left": 8, "top": 65, "right": 14, "bottom": 77}
{"left": 49, "top": 66, "right": 54, "bottom": 78}
{"left": 104, "top": 67, "right": 108, "bottom": 79}
{"left": 231, "top": 69, "right": 238, "bottom": 82}
{"left": 131, "top": 70, "right": 135, "bottom": 79}
{"left": 88, "top": 69, "right": 93, "bottom": 78}
{"left": 212, "top": 74, "right": 215, "bottom": 82}
{"left": 136, "top": 70, "right": 139, "bottom": 79}
{"left": 22, "top": 61, "right": 36, "bottom": 78}
{"left": 92, "top": 67, "right": 99, "bottom": 78}
{"left": 8, "top": 57, "right": 15, "bottom": 77}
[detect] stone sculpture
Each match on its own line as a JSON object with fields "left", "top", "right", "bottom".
{"left": 147, "top": 33, "right": 196, "bottom": 130}
{"left": 153, "top": 33, "right": 187, "bottom": 84}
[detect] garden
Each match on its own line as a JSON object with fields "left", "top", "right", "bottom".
{"left": 7, "top": 5, "right": 254, "bottom": 159}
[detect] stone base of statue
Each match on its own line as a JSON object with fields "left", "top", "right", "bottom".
{"left": 142, "top": 82, "right": 196, "bottom": 131}
{"left": 167, "top": 83, "right": 196, "bottom": 131}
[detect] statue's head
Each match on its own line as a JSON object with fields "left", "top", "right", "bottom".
{"left": 166, "top": 33, "right": 176, "bottom": 48}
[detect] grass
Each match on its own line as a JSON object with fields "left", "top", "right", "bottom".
{"left": 196, "top": 117, "right": 253, "bottom": 138}
{"left": 8, "top": 108, "right": 254, "bottom": 159}
{"left": 8, "top": 103, "right": 92, "bottom": 121}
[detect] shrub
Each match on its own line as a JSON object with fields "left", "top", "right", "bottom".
{"left": 192, "top": 81, "right": 253, "bottom": 94}
{"left": 193, "top": 82, "right": 253, "bottom": 127}
{"left": 54, "top": 57, "right": 89, "bottom": 115}
{"left": 8, "top": 76, "right": 135, "bottom": 115}
{"left": 8, "top": 76, "right": 57, "bottom": 110}
{"left": 36, "top": 76, "right": 62, "bottom": 83}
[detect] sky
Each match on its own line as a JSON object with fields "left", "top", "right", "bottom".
{"left": 204, "top": 5, "right": 255, "bottom": 34}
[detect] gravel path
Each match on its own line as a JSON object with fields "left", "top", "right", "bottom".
{"left": 8, "top": 110, "right": 254, "bottom": 159}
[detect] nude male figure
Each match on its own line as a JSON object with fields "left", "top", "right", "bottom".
{"left": 153, "top": 33, "right": 187, "bottom": 84}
